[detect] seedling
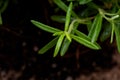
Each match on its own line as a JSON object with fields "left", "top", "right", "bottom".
{"left": 31, "top": 0, "right": 120, "bottom": 57}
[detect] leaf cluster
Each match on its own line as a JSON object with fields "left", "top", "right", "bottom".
{"left": 31, "top": 0, "right": 120, "bottom": 57}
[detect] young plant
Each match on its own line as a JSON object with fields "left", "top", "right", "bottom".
{"left": 31, "top": 0, "right": 120, "bottom": 57}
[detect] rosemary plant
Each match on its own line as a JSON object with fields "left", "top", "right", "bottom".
{"left": 31, "top": 0, "right": 120, "bottom": 57}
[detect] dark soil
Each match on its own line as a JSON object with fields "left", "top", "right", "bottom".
{"left": 0, "top": 0, "right": 120, "bottom": 80}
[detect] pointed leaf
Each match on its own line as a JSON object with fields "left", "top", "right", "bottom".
{"left": 53, "top": 0, "right": 78, "bottom": 18}
{"left": 88, "top": 15, "right": 99, "bottom": 38}
{"left": 88, "top": 14, "right": 103, "bottom": 42}
{"left": 51, "top": 15, "right": 66, "bottom": 23}
{"left": 74, "top": 29, "right": 91, "bottom": 40}
{"left": 38, "top": 37, "right": 58, "bottom": 54}
{"left": 114, "top": 23, "right": 120, "bottom": 53}
{"left": 54, "top": 34, "right": 65, "bottom": 57}
{"left": 60, "top": 38, "right": 71, "bottom": 56}
{"left": 71, "top": 34, "right": 101, "bottom": 50}
{"left": 65, "top": 2, "right": 72, "bottom": 31}
{"left": 31, "top": 20, "right": 61, "bottom": 33}
{"left": 74, "top": 29, "right": 101, "bottom": 48}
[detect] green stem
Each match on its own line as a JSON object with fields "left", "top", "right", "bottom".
{"left": 110, "top": 21, "right": 115, "bottom": 43}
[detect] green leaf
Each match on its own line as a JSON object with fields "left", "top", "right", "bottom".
{"left": 114, "top": 22, "right": 120, "bottom": 53}
{"left": 0, "top": 13, "right": 2, "bottom": 25}
{"left": 54, "top": 34, "right": 65, "bottom": 57}
{"left": 79, "top": 0, "right": 92, "bottom": 5}
{"left": 59, "top": 22, "right": 79, "bottom": 56}
{"left": 53, "top": 0, "right": 78, "bottom": 18}
{"left": 74, "top": 29, "right": 91, "bottom": 41}
{"left": 64, "top": 31, "right": 71, "bottom": 42}
{"left": 0, "top": 0, "right": 9, "bottom": 13}
{"left": 53, "top": 0, "right": 67, "bottom": 12}
{"left": 31, "top": 20, "right": 61, "bottom": 33}
{"left": 60, "top": 38, "right": 71, "bottom": 56}
{"left": 53, "top": 31, "right": 63, "bottom": 36}
{"left": 71, "top": 34, "right": 101, "bottom": 50}
{"left": 38, "top": 37, "right": 58, "bottom": 54}
{"left": 88, "top": 15, "right": 98, "bottom": 38}
{"left": 65, "top": 2, "right": 72, "bottom": 31}
{"left": 100, "top": 22, "right": 111, "bottom": 42}
{"left": 51, "top": 15, "right": 66, "bottom": 23}
{"left": 74, "top": 29, "right": 101, "bottom": 48}
{"left": 88, "top": 14, "right": 103, "bottom": 42}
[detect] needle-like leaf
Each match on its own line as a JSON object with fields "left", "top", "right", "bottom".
{"left": 51, "top": 15, "right": 66, "bottom": 23}
{"left": 38, "top": 37, "right": 58, "bottom": 54}
{"left": 31, "top": 20, "right": 61, "bottom": 33}
{"left": 53, "top": 0, "right": 78, "bottom": 18}
{"left": 60, "top": 38, "right": 71, "bottom": 56}
{"left": 71, "top": 34, "right": 101, "bottom": 50}
{"left": 88, "top": 14, "right": 103, "bottom": 42}
{"left": 54, "top": 34, "right": 65, "bottom": 57}
{"left": 74, "top": 29, "right": 91, "bottom": 40}
{"left": 114, "top": 23, "right": 120, "bottom": 53}
{"left": 60, "top": 22, "right": 80, "bottom": 56}
{"left": 74, "top": 29, "right": 101, "bottom": 48}
{"left": 65, "top": 2, "right": 72, "bottom": 31}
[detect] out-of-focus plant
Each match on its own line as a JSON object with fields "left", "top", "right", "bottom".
{"left": 0, "top": 0, "right": 9, "bottom": 25}
{"left": 31, "top": 0, "right": 120, "bottom": 57}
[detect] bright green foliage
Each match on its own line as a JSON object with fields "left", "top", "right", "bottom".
{"left": 65, "top": 2, "right": 72, "bottom": 31}
{"left": 88, "top": 14, "right": 103, "bottom": 42}
{"left": 71, "top": 34, "right": 101, "bottom": 50}
{"left": 60, "top": 38, "right": 71, "bottom": 56}
{"left": 54, "top": 34, "right": 65, "bottom": 57}
{"left": 31, "top": 0, "right": 120, "bottom": 57}
{"left": 31, "top": 20, "right": 61, "bottom": 33}
{"left": 31, "top": 2, "right": 76, "bottom": 57}
{"left": 38, "top": 37, "right": 58, "bottom": 54}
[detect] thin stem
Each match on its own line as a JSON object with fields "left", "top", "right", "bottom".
{"left": 110, "top": 20, "right": 115, "bottom": 43}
